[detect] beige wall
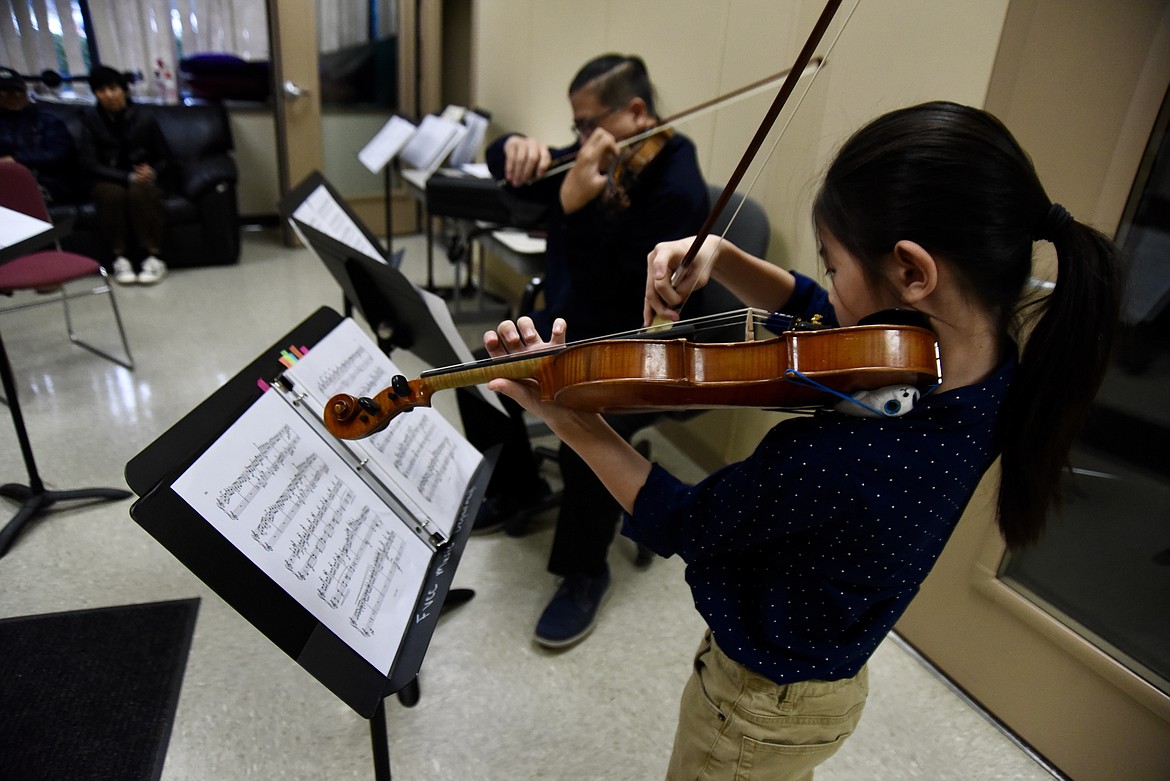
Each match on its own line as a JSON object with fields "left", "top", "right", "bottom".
{"left": 986, "top": 0, "right": 1170, "bottom": 233}
{"left": 470, "top": 0, "right": 1010, "bottom": 464}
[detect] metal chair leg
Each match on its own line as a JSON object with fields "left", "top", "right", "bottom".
{"left": 60, "top": 271, "right": 134, "bottom": 370}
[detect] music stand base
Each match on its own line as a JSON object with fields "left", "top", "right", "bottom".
{"left": 0, "top": 483, "right": 131, "bottom": 558}
{"left": 371, "top": 585, "right": 476, "bottom": 777}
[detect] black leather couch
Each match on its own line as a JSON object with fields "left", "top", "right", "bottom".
{"left": 36, "top": 100, "right": 241, "bottom": 268}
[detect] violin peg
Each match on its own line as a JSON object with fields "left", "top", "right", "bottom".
{"left": 391, "top": 375, "right": 413, "bottom": 397}
{"left": 328, "top": 393, "right": 360, "bottom": 423}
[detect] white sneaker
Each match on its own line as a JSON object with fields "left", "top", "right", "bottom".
{"left": 112, "top": 256, "right": 136, "bottom": 285}
{"left": 137, "top": 256, "right": 168, "bottom": 285}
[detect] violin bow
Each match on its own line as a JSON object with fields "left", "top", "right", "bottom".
{"left": 539, "top": 57, "right": 825, "bottom": 180}
{"left": 669, "top": 0, "right": 848, "bottom": 291}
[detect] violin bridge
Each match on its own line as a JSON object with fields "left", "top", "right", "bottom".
{"left": 744, "top": 308, "right": 759, "bottom": 342}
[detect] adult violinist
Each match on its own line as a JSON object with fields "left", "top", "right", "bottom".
{"left": 457, "top": 53, "right": 709, "bottom": 648}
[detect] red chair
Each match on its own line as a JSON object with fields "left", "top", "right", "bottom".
{"left": 0, "top": 161, "right": 133, "bottom": 370}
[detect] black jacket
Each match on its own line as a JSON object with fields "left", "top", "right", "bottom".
{"left": 78, "top": 102, "right": 172, "bottom": 188}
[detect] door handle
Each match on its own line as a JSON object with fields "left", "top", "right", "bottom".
{"left": 282, "top": 80, "right": 309, "bottom": 100}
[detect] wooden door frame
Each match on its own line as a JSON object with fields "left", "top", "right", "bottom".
{"left": 267, "top": 0, "right": 323, "bottom": 245}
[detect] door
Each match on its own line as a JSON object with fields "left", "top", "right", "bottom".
{"left": 268, "top": 0, "right": 324, "bottom": 245}
{"left": 266, "top": 0, "right": 440, "bottom": 242}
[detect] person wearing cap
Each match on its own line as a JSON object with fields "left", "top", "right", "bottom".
{"left": 0, "top": 65, "right": 77, "bottom": 204}
{"left": 77, "top": 65, "right": 172, "bottom": 285}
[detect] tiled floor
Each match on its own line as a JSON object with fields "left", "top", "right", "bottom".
{"left": 0, "top": 230, "right": 1057, "bottom": 779}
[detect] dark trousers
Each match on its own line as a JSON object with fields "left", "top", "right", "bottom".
{"left": 91, "top": 180, "right": 166, "bottom": 262}
{"left": 456, "top": 386, "right": 659, "bottom": 578}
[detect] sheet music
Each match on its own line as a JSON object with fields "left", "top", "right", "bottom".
{"left": 284, "top": 318, "right": 484, "bottom": 537}
{"left": 291, "top": 185, "right": 385, "bottom": 264}
{"left": 400, "top": 115, "right": 468, "bottom": 178}
{"left": 172, "top": 390, "right": 431, "bottom": 674}
{"left": 0, "top": 205, "right": 52, "bottom": 250}
{"left": 358, "top": 115, "right": 418, "bottom": 174}
{"left": 439, "top": 105, "right": 466, "bottom": 123}
{"left": 448, "top": 111, "right": 489, "bottom": 169}
{"left": 417, "top": 286, "right": 509, "bottom": 416}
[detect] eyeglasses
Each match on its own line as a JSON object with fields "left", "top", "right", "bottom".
{"left": 571, "top": 106, "right": 622, "bottom": 138}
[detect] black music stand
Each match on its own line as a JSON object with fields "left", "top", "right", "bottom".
{"left": 125, "top": 307, "right": 493, "bottom": 780}
{"left": 282, "top": 220, "right": 480, "bottom": 695}
{"left": 292, "top": 220, "right": 465, "bottom": 368}
{"left": 0, "top": 220, "right": 130, "bottom": 559}
{"left": 279, "top": 172, "right": 465, "bottom": 368}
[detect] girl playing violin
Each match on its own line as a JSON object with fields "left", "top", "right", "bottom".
{"left": 479, "top": 101, "right": 1121, "bottom": 780}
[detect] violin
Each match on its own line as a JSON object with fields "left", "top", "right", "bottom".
{"left": 322, "top": 311, "right": 940, "bottom": 441}
{"left": 540, "top": 58, "right": 824, "bottom": 182}
{"left": 603, "top": 128, "right": 673, "bottom": 207}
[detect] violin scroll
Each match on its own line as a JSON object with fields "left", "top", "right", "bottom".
{"left": 323, "top": 374, "right": 433, "bottom": 440}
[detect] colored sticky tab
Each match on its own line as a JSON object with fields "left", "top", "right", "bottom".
{"left": 278, "top": 354, "right": 294, "bottom": 368}
{"left": 289, "top": 345, "right": 305, "bottom": 359}
{"left": 257, "top": 378, "right": 271, "bottom": 392}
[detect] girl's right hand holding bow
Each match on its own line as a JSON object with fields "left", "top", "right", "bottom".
{"left": 643, "top": 234, "right": 722, "bottom": 326}
{"left": 644, "top": 234, "right": 798, "bottom": 327}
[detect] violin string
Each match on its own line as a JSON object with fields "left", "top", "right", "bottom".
{"left": 420, "top": 308, "right": 779, "bottom": 379}
{"left": 676, "top": 0, "right": 861, "bottom": 320}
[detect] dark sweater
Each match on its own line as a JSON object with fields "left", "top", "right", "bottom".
{"left": 626, "top": 272, "right": 1013, "bottom": 684}
{"left": 486, "top": 131, "right": 709, "bottom": 341}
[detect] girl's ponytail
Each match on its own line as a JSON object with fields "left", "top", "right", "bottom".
{"left": 998, "top": 213, "right": 1122, "bottom": 547}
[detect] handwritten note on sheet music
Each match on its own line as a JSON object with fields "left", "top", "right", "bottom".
{"left": 172, "top": 390, "right": 431, "bottom": 674}
{"left": 284, "top": 318, "right": 483, "bottom": 538}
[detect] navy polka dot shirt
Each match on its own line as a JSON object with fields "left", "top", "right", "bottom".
{"left": 624, "top": 272, "right": 1014, "bottom": 685}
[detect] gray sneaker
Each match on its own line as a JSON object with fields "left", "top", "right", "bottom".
{"left": 137, "top": 256, "right": 168, "bottom": 285}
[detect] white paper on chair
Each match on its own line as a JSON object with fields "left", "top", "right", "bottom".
{"left": 0, "top": 205, "right": 52, "bottom": 250}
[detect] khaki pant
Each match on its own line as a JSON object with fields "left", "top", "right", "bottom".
{"left": 666, "top": 630, "right": 868, "bottom": 781}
